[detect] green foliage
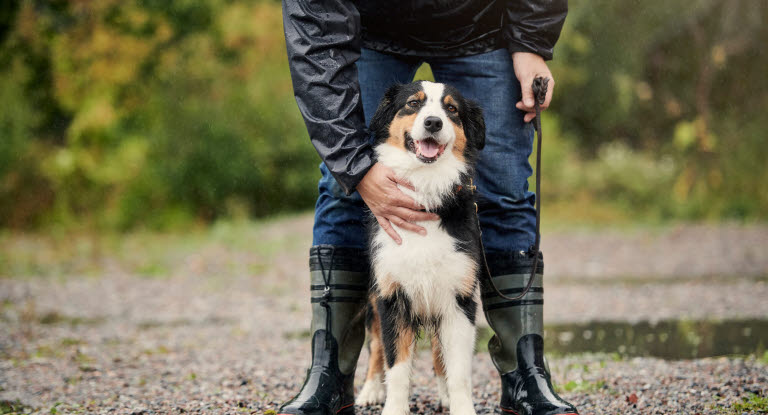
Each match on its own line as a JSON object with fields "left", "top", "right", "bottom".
{"left": 0, "top": 0, "right": 318, "bottom": 229}
{"left": 729, "top": 393, "right": 768, "bottom": 413}
{"left": 549, "top": 0, "right": 768, "bottom": 221}
{"left": 0, "top": 0, "right": 765, "bottom": 230}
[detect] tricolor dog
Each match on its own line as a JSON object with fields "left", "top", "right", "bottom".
{"left": 357, "top": 81, "right": 486, "bottom": 415}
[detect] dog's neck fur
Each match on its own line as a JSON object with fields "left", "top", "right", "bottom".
{"left": 375, "top": 143, "right": 468, "bottom": 212}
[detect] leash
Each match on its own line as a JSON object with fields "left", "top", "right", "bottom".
{"left": 475, "top": 76, "right": 548, "bottom": 302}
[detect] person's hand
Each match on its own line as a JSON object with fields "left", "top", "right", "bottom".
{"left": 357, "top": 163, "right": 440, "bottom": 244}
{"left": 512, "top": 52, "right": 555, "bottom": 123}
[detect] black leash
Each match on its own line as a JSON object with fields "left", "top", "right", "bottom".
{"left": 476, "top": 76, "right": 548, "bottom": 301}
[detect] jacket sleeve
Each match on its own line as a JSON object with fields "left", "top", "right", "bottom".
{"left": 282, "top": 0, "right": 373, "bottom": 195}
{"left": 504, "top": 0, "right": 568, "bottom": 60}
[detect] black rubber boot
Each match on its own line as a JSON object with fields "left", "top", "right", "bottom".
{"left": 481, "top": 251, "right": 578, "bottom": 415}
{"left": 278, "top": 246, "right": 369, "bottom": 415}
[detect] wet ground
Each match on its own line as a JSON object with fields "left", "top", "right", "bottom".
{"left": 0, "top": 216, "right": 767, "bottom": 414}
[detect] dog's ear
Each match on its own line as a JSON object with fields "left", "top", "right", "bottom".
{"left": 369, "top": 84, "right": 402, "bottom": 143}
{"left": 461, "top": 99, "right": 485, "bottom": 150}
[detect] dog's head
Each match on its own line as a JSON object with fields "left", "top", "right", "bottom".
{"left": 369, "top": 81, "right": 485, "bottom": 167}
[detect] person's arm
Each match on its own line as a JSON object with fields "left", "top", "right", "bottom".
{"left": 282, "top": 0, "right": 438, "bottom": 242}
{"left": 504, "top": 0, "right": 567, "bottom": 122}
{"left": 282, "top": 0, "right": 372, "bottom": 195}
{"left": 504, "top": 0, "right": 568, "bottom": 61}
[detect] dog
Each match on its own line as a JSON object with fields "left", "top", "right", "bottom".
{"left": 356, "top": 81, "right": 486, "bottom": 415}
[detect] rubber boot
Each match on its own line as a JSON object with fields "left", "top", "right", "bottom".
{"left": 278, "top": 246, "right": 369, "bottom": 415}
{"left": 481, "top": 250, "right": 578, "bottom": 415}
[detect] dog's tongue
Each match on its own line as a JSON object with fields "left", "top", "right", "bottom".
{"left": 418, "top": 140, "right": 440, "bottom": 158}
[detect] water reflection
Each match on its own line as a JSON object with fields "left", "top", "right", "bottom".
{"left": 479, "top": 319, "right": 768, "bottom": 359}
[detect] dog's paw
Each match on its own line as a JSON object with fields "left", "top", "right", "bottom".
{"left": 436, "top": 375, "right": 449, "bottom": 409}
{"left": 449, "top": 402, "right": 477, "bottom": 415}
{"left": 356, "top": 379, "right": 386, "bottom": 406}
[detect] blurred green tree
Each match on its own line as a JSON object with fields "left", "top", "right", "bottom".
{"left": 0, "top": 0, "right": 765, "bottom": 229}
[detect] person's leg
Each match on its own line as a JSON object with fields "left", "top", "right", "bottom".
{"left": 431, "top": 49, "right": 535, "bottom": 253}
{"left": 431, "top": 50, "right": 577, "bottom": 415}
{"left": 280, "top": 49, "right": 420, "bottom": 415}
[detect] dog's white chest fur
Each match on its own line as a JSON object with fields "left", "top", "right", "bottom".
{"left": 372, "top": 221, "right": 475, "bottom": 317}
{"left": 376, "top": 142, "right": 466, "bottom": 211}
{"left": 372, "top": 143, "right": 474, "bottom": 317}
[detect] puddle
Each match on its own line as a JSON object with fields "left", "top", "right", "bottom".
{"left": 481, "top": 319, "right": 768, "bottom": 359}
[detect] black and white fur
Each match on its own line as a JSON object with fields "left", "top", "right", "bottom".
{"left": 357, "top": 81, "right": 486, "bottom": 415}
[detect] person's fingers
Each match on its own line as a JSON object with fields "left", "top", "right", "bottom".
{"left": 542, "top": 77, "right": 555, "bottom": 109}
{"left": 391, "top": 175, "right": 415, "bottom": 191}
{"left": 376, "top": 215, "right": 401, "bottom": 244}
{"left": 389, "top": 191, "right": 424, "bottom": 211}
{"left": 391, "top": 206, "right": 439, "bottom": 223}
{"left": 524, "top": 112, "right": 536, "bottom": 123}
{"left": 388, "top": 215, "right": 427, "bottom": 236}
{"left": 520, "top": 75, "right": 535, "bottom": 108}
{"left": 517, "top": 102, "right": 537, "bottom": 123}
{"left": 516, "top": 101, "right": 534, "bottom": 112}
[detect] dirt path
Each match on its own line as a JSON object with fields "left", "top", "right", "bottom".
{"left": 1, "top": 217, "right": 766, "bottom": 414}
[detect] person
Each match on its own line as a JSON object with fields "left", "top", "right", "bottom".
{"left": 278, "top": 1, "right": 578, "bottom": 414}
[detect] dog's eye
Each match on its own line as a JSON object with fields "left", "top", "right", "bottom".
{"left": 408, "top": 100, "right": 420, "bottom": 108}
{"left": 447, "top": 105, "right": 457, "bottom": 113}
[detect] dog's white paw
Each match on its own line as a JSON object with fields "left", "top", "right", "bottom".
{"left": 436, "top": 375, "right": 449, "bottom": 409}
{"left": 449, "top": 401, "right": 477, "bottom": 415}
{"left": 380, "top": 405, "right": 410, "bottom": 415}
{"left": 356, "top": 378, "right": 386, "bottom": 406}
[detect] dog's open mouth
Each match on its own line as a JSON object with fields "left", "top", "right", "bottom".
{"left": 406, "top": 134, "right": 446, "bottom": 163}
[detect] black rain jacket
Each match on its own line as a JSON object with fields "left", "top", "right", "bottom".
{"left": 282, "top": 0, "right": 567, "bottom": 195}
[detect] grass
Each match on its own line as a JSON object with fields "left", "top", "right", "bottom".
{"left": 730, "top": 393, "right": 768, "bottom": 413}
{"left": 2, "top": 210, "right": 757, "bottom": 282}
{"left": 557, "top": 379, "right": 607, "bottom": 393}
{"left": 0, "top": 400, "right": 30, "bottom": 415}
{"left": 0, "top": 214, "right": 309, "bottom": 280}
{"left": 712, "top": 393, "right": 768, "bottom": 414}
{"left": 760, "top": 350, "right": 768, "bottom": 365}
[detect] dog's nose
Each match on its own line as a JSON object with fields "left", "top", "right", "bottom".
{"left": 424, "top": 116, "right": 443, "bottom": 133}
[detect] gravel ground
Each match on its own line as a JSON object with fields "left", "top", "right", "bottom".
{"left": 1, "top": 218, "right": 767, "bottom": 414}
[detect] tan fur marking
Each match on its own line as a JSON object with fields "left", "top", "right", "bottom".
{"left": 386, "top": 113, "right": 418, "bottom": 149}
{"left": 365, "top": 300, "right": 385, "bottom": 381}
{"left": 408, "top": 91, "right": 426, "bottom": 103}
{"left": 443, "top": 95, "right": 458, "bottom": 108}
{"left": 451, "top": 123, "right": 467, "bottom": 163}
{"left": 457, "top": 263, "right": 477, "bottom": 297}
{"left": 431, "top": 336, "right": 446, "bottom": 377}
{"left": 395, "top": 327, "right": 416, "bottom": 364}
{"left": 377, "top": 276, "right": 402, "bottom": 298}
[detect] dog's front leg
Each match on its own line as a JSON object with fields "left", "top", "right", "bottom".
{"left": 377, "top": 297, "right": 416, "bottom": 415}
{"left": 357, "top": 300, "right": 387, "bottom": 406}
{"left": 439, "top": 307, "right": 478, "bottom": 415}
{"left": 431, "top": 336, "right": 450, "bottom": 409}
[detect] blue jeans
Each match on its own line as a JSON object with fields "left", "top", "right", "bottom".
{"left": 313, "top": 48, "right": 537, "bottom": 253}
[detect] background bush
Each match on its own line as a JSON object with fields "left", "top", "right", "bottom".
{"left": 0, "top": 0, "right": 766, "bottom": 230}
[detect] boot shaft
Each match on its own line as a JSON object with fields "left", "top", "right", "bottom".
{"left": 308, "top": 245, "right": 369, "bottom": 375}
{"left": 278, "top": 246, "right": 370, "bottom": 415}
{"left": 481, "top": 250, "right": 544, "bottom": 374}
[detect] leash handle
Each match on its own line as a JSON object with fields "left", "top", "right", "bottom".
{"left": 481, "top": 77, "right": 548, "bottom": 302}
{"left": 532, "top": 77, "right": 549, "bottom": 107}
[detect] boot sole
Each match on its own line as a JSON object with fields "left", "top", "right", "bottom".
{"left": 337, "top": 403, "right": 355, "bottom": 414}
{"left": 277, "top": 403, "right": 354, "bottom": 415}
{"left": 501, "top": 407, "right": 577, "bottom": 415}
